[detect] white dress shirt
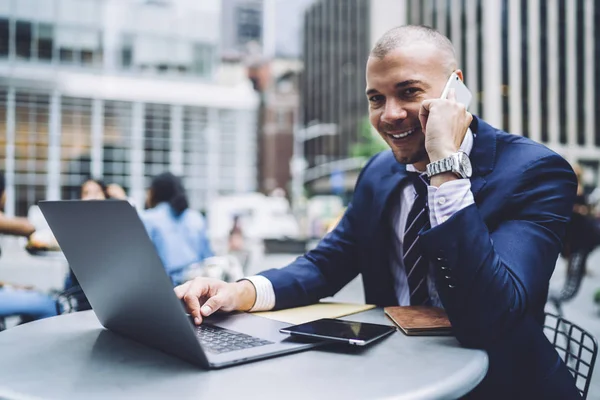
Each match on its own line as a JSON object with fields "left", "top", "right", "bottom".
{"left": 246, "top": 130, "right": 475, "bottom": 311}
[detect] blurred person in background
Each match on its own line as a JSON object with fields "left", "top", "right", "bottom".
{"left": 141, "top": 172, "right": 213, "bottom": 285}
{"left": 228, "top": 215, "right": 245, "bottom": 252}
{"left": 60, "top": 178, "right": 110, "bottom": 309}
{"left": 80, "top": 178, "right": 108, "bottom": 201}
{"left": 0, "top": 172, "right": 57, "bottom": 322}
{"left": 106, "top": 183, "right": 127, "bottom": 200}
{"left": 561, "top": 163, "right": 600, "bottom": 271}
{"left": 176, "top": 25, "right": 579, "bottom": 398}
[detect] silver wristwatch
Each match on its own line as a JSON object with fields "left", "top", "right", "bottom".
{"left": 426, "top": 151, "right": 472, "bottom": 179}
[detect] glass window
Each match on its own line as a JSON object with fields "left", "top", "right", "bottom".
{"left": 144, "top": 103, "right": 170, "bottom": 186}
{"left": 476, "top": 0, "right": 484, "bottom": 117}
{"left": 0, "top": 18, "right": 8, "bottom": 57}
{"left": 13, "top": 89, "right": 51, "bottom": 216}
{"left": 104, "top": 101, "right": 132, "bottom": 191}
{"left": 501, "top": 0, "right": 509, "bottom": 132}
{"left": 520, "top": 0, "right": 529, "bottom": 137}
{"left": 576, "top": 0, "right": 585, "bottom": 145}
{"left": 60, "top": 96, "right": 93, "bottom": 200}
{"left": 237, "top": 7, "right": 261, "bottom": 44}
{"left": 183, "top": 106, "right": 209, "bottom": 210}
{"left": 193, "top": 43, "right": 214, "bottom": 77}
{"left": 558, "top": 0, "right": 567, "bottom": 144}
{"left": 16, "top": 20, "right": 33, "bottom": 59}
{"left": 59, "top": 48, "right": 75, "bottom": 63}
{"left": 121, "top": 34, "right": 133, "bottom": 68}
{"left": 56, "top": 26, "right": 101, "bottom": 67}
{"left": 36, "top": 23, "right": 54, "bottom": 61}
{"left": 539, "top": 1, "right": 548, "bottom": 142}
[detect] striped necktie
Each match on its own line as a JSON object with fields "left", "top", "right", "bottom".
{"left": 403, "top": 173, "right": 431, "bottom": 305}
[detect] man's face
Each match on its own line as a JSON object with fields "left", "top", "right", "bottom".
{"left": 366, "top": 44, "right": 452, "bottom": 166}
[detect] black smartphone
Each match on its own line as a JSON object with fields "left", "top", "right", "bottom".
{"left": 279, "top": 318, "right": 396, "bottom": 346}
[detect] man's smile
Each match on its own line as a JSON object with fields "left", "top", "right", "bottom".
{"left": 386, "top": 126, "right": 420, "bottom": 140}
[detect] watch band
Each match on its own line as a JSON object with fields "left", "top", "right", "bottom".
{"left": 426, "top": 156, "right": 457, "bottom": 178}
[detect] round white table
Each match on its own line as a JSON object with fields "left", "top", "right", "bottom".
{"left": 0, "top": 308, "right": 488, "bottom": 400}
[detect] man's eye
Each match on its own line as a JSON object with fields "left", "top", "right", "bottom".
{"left": 402, "top": 88, "right": 421, "bottom": 97}
{"left": 368, "top": 95, "right": 384, "bottom": 103}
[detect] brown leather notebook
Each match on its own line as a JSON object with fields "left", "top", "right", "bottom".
{"left": 384, "top": 306, "right": 453, "bottom": 336}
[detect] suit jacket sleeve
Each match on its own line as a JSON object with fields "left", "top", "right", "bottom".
{"left": 256, "top": 155, "right": 381, "bottom": 310}
{"left": 420, "top": 153, "right": 578, "bottom": 391}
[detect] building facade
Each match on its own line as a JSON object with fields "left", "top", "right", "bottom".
{"left": 0, "top": 0, "right": 259, "bottom": 216}
{"left": 300, "top": 0, "right": 371, "bottom": 196}
{"left": 220, "top": 0, "right": 265, "bottom": 60}
{"left": 253, "top": 59, "right": 302, "bottom": 196}
{"left": 299, "top": 0, "right": 600, "bottom": 197}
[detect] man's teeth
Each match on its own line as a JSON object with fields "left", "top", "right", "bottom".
{"left": 390, "top": 128, "right": 416, "bottom": 139}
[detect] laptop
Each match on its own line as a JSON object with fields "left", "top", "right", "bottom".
{"left": 38, "top": 200, "right": 321, "bottom": 369}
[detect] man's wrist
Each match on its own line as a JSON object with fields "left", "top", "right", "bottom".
{"left": 426, "top": 148, "right": 456, "bottom": 163}
{"left": 430, "top": 172, "right": 459, "bottom": 188}
{"left": 234, "top": 280, "right": 257, "bottom": 311}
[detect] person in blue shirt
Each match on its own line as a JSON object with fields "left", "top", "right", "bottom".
{"left": 0, "top": 172, "right": 57, "bottom": 323}
{"left": 141, "top": 172, "right": 213, "bottom": 285}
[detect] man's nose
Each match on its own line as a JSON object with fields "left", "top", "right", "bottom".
{"left": 381, "top": 100, "right": 407, "bottom": 124}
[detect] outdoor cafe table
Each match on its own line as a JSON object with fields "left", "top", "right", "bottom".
{"left": 0, "top": 308, "right": 488, "bottom": 400}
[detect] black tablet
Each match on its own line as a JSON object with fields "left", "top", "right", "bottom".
{"left": 279, "top": 318, "right": 396, "bottom": 346}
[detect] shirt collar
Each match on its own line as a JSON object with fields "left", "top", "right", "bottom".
{"left": 406, "top": 128, "right": 474, "bottom": 174}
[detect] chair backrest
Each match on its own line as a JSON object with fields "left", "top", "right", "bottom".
{"left": 560, "top": 251, "right": 588, "bottom": 301}
{"left": 544, "top": 312, "right": 598, "bottom": 399}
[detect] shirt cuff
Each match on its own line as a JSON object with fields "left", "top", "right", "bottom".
{"left": 427, "top": 179, "right": 475, "bottom": 227}
{"left": 242, "top": 275, "right": 276, "bottom": 312}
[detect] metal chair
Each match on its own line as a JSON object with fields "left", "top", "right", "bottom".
{"left": 55, "top": 284, "right": 91, "bottom": 314}
{"left": 548, "top": 250, "right": 588, "bottom": 317}
{"left": 544, "top": 312, "right": 598, "bottom": 399}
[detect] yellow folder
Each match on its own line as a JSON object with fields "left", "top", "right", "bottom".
{"left": 253, "top": 302, "right": 376, "bottom": 325}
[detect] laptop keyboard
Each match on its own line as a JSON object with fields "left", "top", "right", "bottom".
{"left": 195, "top": 324, "right": 274, "bottom": 354}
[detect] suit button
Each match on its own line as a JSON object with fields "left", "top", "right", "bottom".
{"left": 448, "top": 284, "right": 456, "bottom": 289}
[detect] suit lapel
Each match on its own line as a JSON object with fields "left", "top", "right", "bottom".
{"left": 468, "top": 116, "right": 496, "bottom": 198}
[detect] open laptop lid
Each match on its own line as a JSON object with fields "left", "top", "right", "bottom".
{"left": 39, "top": 200, "right": 208, "bottom": 367}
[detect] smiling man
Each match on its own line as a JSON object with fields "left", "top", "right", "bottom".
{"left": 176, "top": 26, "right": 580, "bottom": 398}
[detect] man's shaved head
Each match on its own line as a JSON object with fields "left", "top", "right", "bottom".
{"left": 370, "top": 25, "right": 457, "bottom": 75}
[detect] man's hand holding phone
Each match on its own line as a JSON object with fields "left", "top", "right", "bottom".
{"left": 419, "top": 88, "right": 473, "bottom": 162}
{"left": 419, "top": 72, "right": 473, "bottom": 186}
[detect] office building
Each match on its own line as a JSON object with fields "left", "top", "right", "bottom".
{"left": 249, "top": 59, "right": 302, "bottom": 196}
{"left": 299, "top": 0, "right": 371, "bottom": 196}
{"left": 221, "top": 0, "right": 265, "bottom": 60}
{"left": 0, "top": 0, "right": 259, "bottom": 216}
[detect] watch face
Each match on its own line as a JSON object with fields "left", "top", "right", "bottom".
{"left": 459, "top": 152, "right": 472, "bottom": 177}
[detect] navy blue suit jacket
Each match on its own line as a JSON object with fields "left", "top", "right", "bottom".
{"left": 260, "top": 117, "right": 580, "bottom": 398}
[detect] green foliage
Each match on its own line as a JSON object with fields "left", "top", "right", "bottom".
{"left": 594, "top": 288, "right": 600, "bottom": 304}
{"left": 350, "top": 117, "right": 388, "bottom": 159}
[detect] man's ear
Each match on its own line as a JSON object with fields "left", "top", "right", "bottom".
{"left": 455, "top": 69, "right": 465, "bottom": 82}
